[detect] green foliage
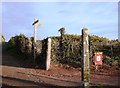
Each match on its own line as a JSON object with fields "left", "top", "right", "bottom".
{"left": 109, "top": 39, "right": 119, "bottom": 45}
{"left": 35, "top": 39, "right": 48, "bottom": 68}
{"left": 7, "top": 33, "right": 120, "bottom": 68}
{"left": 103, "top": 56, "right": 112, "bottom": 65}
{"left": 7, "top": 34, "right": 33, "bottom": 60}
{"left": 10, "top": 34, "right": 27, "bottom": 53}
{"left": 51, "top": 34, "right": 81, "bottom": 67}
{"left": 50, "top": 34, "right": 120, "bottom": 67}
{"left": 30, "top": 37, "right": 34, "bottom": 43}
{"left": 51, "top": 36, "right": 61, "bottom": 64}
{"left": 102, "top": 56, "right": 120, "bottom": 66}
{"left": 6, "top": 41, "right": 14, "bottom": 50}
{"left": 90, "top": 35, "right": 109, "bottom": 44}
{"left": 83, "top": 72, "right": 89, "bottom": 81}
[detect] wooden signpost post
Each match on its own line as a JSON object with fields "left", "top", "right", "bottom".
{"left": 81, "top": 28, "right": 90, "bottom": 88}
{"left": 32, "top": 18, "right": 42, "bottom": 65}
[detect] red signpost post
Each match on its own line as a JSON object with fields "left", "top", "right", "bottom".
{"left": 93, "top": 52, "right": 103, "bottom": 70}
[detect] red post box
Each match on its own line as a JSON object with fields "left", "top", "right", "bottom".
{"left": 93, "top": 52, "right": 103, "bottom": 65}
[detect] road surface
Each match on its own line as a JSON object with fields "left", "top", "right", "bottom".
{"left": 1, "top": 43, "right": 120, "bottom": 87}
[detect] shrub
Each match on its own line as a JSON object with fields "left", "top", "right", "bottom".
{"left": 7, "top": 33, "right": 120, "bottom": 68}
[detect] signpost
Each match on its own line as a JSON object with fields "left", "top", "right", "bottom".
{"left": 81, "top": 28, "right": 90, "bottom": 88}
{"left": 32, "top": 18, "right": 42, "bottom": 65}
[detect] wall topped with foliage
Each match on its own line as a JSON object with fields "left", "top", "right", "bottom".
{"left": 6, "top": 34, "right": 120, "bottom": 68}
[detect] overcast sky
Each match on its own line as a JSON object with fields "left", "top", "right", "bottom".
{"left": 2, "top": 2, "right": 118, "bottom": 41}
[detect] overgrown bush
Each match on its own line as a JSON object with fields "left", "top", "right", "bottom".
{"left": 6, "top": 41, "right": 14, "bottom": 50}
{"left": 6, "top": 33, "right": 120, "bottom": 68}
{"left": 7, "top": 34, "right": 33, "bottom": 59}
{"left": 50, "top": 34, "right": 82, "bottom": 67}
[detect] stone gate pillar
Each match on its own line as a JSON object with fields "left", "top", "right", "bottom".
{"left": 46, "top": 38, "right": 52, "bottom": 70}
